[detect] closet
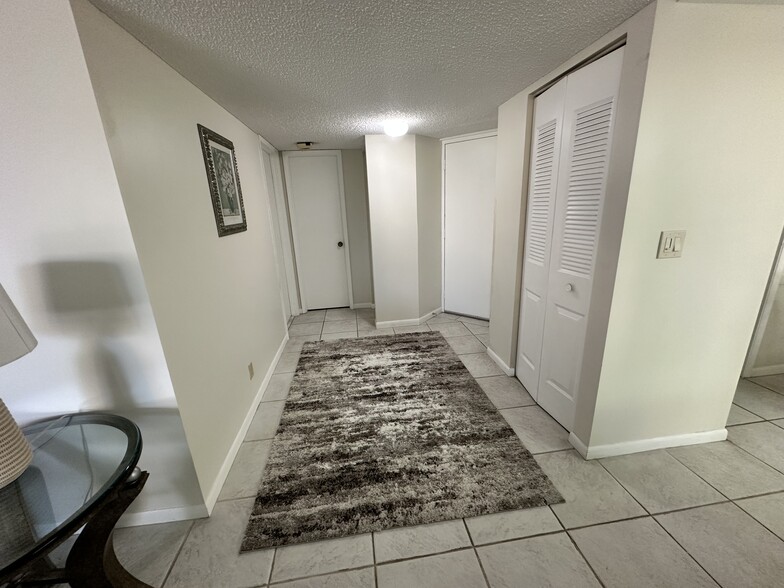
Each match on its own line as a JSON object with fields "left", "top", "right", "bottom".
{"left": 516, "top": 47, "right": 624, "bottom": 430}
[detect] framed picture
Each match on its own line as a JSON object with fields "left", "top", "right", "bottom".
{"left": 197, "top": 124, "right": 247, "bottom": 237}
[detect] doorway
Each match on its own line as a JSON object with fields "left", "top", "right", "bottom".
{"left": 282, "top": 150, "right": 353, "bottom": 311}
{"left": 443, "top": 132, "right": 497, "bottom": 319}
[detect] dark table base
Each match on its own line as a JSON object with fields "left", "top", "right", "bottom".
{"left": 4, "top": 471, "right": 152, "bottom": 588}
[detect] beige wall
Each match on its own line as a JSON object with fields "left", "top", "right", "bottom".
{"left": 587, "top": 0, "right": 784, "bottom": 447}
{"left": 72, "top": 0, "right": 287, "bottom": 508}
{"left": 0, "top": 0, "right": 203, "bottom": 522}
{"left": 415, "top": 136, "right": 443, "bottom": 316}
{"left": 341, "top": 150, "right": 374, "bottom": 306}
{"left": 365, "top": 135, "right": 421, "bottom": 324}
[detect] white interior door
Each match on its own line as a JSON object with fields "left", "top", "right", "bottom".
{"left": 516, "top": 79, "right": 567, "bottom": 398}
{"left": 537, "top": 47, "right": 625, "bottom": 430}
{"left": 444, "top": 134, "right": 497, "bottom": 319}
{"left": 283, "top": 151, "right": 352, "bottom": 311}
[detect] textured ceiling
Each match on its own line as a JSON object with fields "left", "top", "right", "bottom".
{"left": 87, "top": 0, "right": 652, "bottom": 150}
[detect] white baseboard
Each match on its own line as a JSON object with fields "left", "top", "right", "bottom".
{"left": 487, "top": 347, "right": 514, "bottom": 376}
{"left": 202, "top": 333, "right": 289, "bottom": 513}
{"left": 351, "top": 302, "right": 375, "bottom": 309}
{"left": 376, "top": 307, "right": 443, "bottom": 329}
{"left": 746, "top": 364, "right": 784, "bottom": 377}
{"left": 118, "top": 503, "right": 209, "bottom": 528}
{"left": 569, "top": 428, "right": 728, "bottom": 460}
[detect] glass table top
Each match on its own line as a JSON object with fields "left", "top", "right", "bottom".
{"left": 0, "top": 413, "right": 141, "bottom": 575}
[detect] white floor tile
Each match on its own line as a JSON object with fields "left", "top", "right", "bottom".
{"left": 667, "top": 441, "right": 784, "bottom": 499}
{"left": 500, "top": 406, "right": 570, "bottom": 454}
{"left": 465, "top": 506, "right": 561, "bottom": 545}
{"left": 165, "top": 499, "right": 274, "bottom": 588}
{"left": 245, "top": 400, "right": 285, "bottom": 441}
{"left": 476, "top": 376, "right": 535, "bottom": 409}
{"left": 271, "top": 534, "right": 373, "bottom": 583}
{"left": 727, "top": 422, "right": 784, "bottom": 473}
{"left": 218, "top": 440, "right": 272, "bottom": 501}
{"left": 736, "top": 492, "right": 784, "bottom": 541}
{"left": 657, "top": 503, "right": 784, "bottom": 588}
{"left": 374, "top": 520, "right": 471, "bottom": 562}
{"left": 478, "top": 533, "right": 600, "bottom": 587}
{"left": 377, "top": 549, "right": 485, "bottom": 588}
{"left": 263, "top": 372, "right": 295, "bottom": 401}
{"left": 535, "top": 450, "right": 646, "bottom": 528}
{"left": 571, "top": 517, "right": 718, "bottom": 587}
{"left": 458, "top": 352, "right": 504, "bottom": 378}
{"left": 600, "top": 450, "right": 724, "bottom": 513}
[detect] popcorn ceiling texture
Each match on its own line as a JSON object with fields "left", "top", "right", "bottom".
{"left": 86, "top": 0, "right": 651, "bottom": 149}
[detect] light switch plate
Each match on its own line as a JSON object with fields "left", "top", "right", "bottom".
{"left": 657, "top": 230, "right": 686, "bottom": 259}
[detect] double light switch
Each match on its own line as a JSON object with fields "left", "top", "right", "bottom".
{"left": 657, "top": 230, "right": 686, "bottom": 259}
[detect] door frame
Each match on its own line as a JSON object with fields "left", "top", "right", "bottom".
{"left": 282, "top": 149, "right": 354, "bottom": 312}
{"left": 743, "top": 227, "right": 784, "bottom": 377}
{"left": 259, "top": 138, "right": 300, "bottom": 318}
{"left": 440, "top": 130, "right": 498, "bottom": 315}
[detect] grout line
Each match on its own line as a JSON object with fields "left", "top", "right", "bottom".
{"left": 371, "top": 532, "right": 379, "bottom": 588}
{"left": 462, "top": 518, "right": 493, "bottom": 587}
{"left": 266, "top": 546, "right": 278, "bottom": 586}
{"left": 531, "top": 447, "right": 573, "bottom": 456}
{"left": 564, "top": 529, "right": 608, "bottom": 588}
{"left": 663, "top": 449, "right": 735, "bottom": 500}
{"left": 650, "top": 515, "right": 723, "bottom": 586}
{"left": 743, "top": 377, "right": 784, "bottom": 398}
{"left": 269, "top": 564, "right": 374, "bottom": 586}
{"left": 267, "top": 563, "right": 377, "bottom": 586}
{"left": 595, "top": 460, "right": 652, "bottom": 516}
{"left": 160, "top": 520, "right": 195, "bottom": 588}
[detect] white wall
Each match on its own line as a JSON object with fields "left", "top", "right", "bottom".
{"left": 586, "top": 0, "right": 784, "bottom": 448}
{"left": 0, "top": 0, "right": 203, "bottom": 523}
{"left": 341, "top": 150, "right": 374, "bottom": 306}
{"left": 71, "top": 0, "right": 287, "bottom": 509}
{"left": 365, "top": 136, "right": 421, "bottom": 324}
{"left": 415, "top": 136, "right": 443, "bottom": 316}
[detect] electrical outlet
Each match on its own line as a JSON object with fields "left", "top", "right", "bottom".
{"left": 248, "top": 362, "right": 254, "bottom": 380}
{"left": 657, "top": 230, "right": 686, "bottom": 259}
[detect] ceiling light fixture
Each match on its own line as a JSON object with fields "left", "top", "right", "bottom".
{"left": 383, "top": 120, "right": 409, "bottom": 137}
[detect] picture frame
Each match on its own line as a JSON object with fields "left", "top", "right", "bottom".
{"left": 197, "top": 124, "right": 247, "bottom": 237}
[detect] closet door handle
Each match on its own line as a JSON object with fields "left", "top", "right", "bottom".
{"left": 565, "top": 283, "right": 574, "bottom": 292}
{"left": 337, "top": 241, "right": 344, "bottom": 248}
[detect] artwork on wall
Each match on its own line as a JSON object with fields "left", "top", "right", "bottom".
{"left": 197, "top": 124, "right": 247, "bottom": 237}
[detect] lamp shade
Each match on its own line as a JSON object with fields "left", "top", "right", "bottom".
{"left": 0, "top": 283, "right": 36, "bottom": 488}
{"left": 0, "top": 284, "right": 37, "bottom": 367}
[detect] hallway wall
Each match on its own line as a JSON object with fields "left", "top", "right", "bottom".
{"left": 72, "top": 0, "right": 288, "bottom": 509}
{"left": 0, "top": 0, "right": 203, "bottom": 523}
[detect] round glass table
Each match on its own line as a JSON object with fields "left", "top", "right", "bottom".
{"left": 0, "top": 413, "right": 151, "bottom": 587}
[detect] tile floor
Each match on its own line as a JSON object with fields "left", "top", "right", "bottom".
{"left": 97, "top": 314, "right": 784, "bottom": 587}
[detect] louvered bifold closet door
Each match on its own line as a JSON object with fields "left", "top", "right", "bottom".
{"left": 515, "top": 79, "right": 567, "bottom": 398}
{"left": 536, "top": 47, "right": 625, "bottom": 430}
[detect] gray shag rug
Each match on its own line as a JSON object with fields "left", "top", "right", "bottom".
{"left": 242, "top": 331, "right": 563, "bottom": 551}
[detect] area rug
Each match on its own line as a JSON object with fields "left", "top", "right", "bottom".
{"left": 241, "top": 331, "right": 563, "bottom": 551}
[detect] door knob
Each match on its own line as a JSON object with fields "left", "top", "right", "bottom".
{"left": 565, "top": 283, "right": 574, "bottom": 292}
{"left": 337, "top": 241, "right": 344, "bottom": 248}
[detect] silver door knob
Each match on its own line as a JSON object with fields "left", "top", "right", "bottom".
{"left": 565, "top": 283, "right": 574, "bottom": 292}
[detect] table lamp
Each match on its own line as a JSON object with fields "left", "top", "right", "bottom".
{"left": 0, "top": 284, "right": 37, "bottom": 489}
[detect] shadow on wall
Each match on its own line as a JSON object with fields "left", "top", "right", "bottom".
{"left": 29, "top": 260, "right": 204, "bottom": 514}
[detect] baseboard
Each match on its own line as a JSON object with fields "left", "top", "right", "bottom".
{"left": 118, "top": 503, "right": 209, "bottom": 528}
{"left": 486, "top": 347, "right": 514, "bottom": 376}
{"left": 202, "top": 332, "right": 289, "bottom": 513}
{"left": 746, "top": 364, "right": 784, "bottom": 377}
{"left": 376, "top": 307, "right": 443, "bottom": 329}
{"left": 570, "top": 428, "right": 728, "bottom": 460}
{"left": 351, "top": 302, "right": 375, "bottom": 309}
